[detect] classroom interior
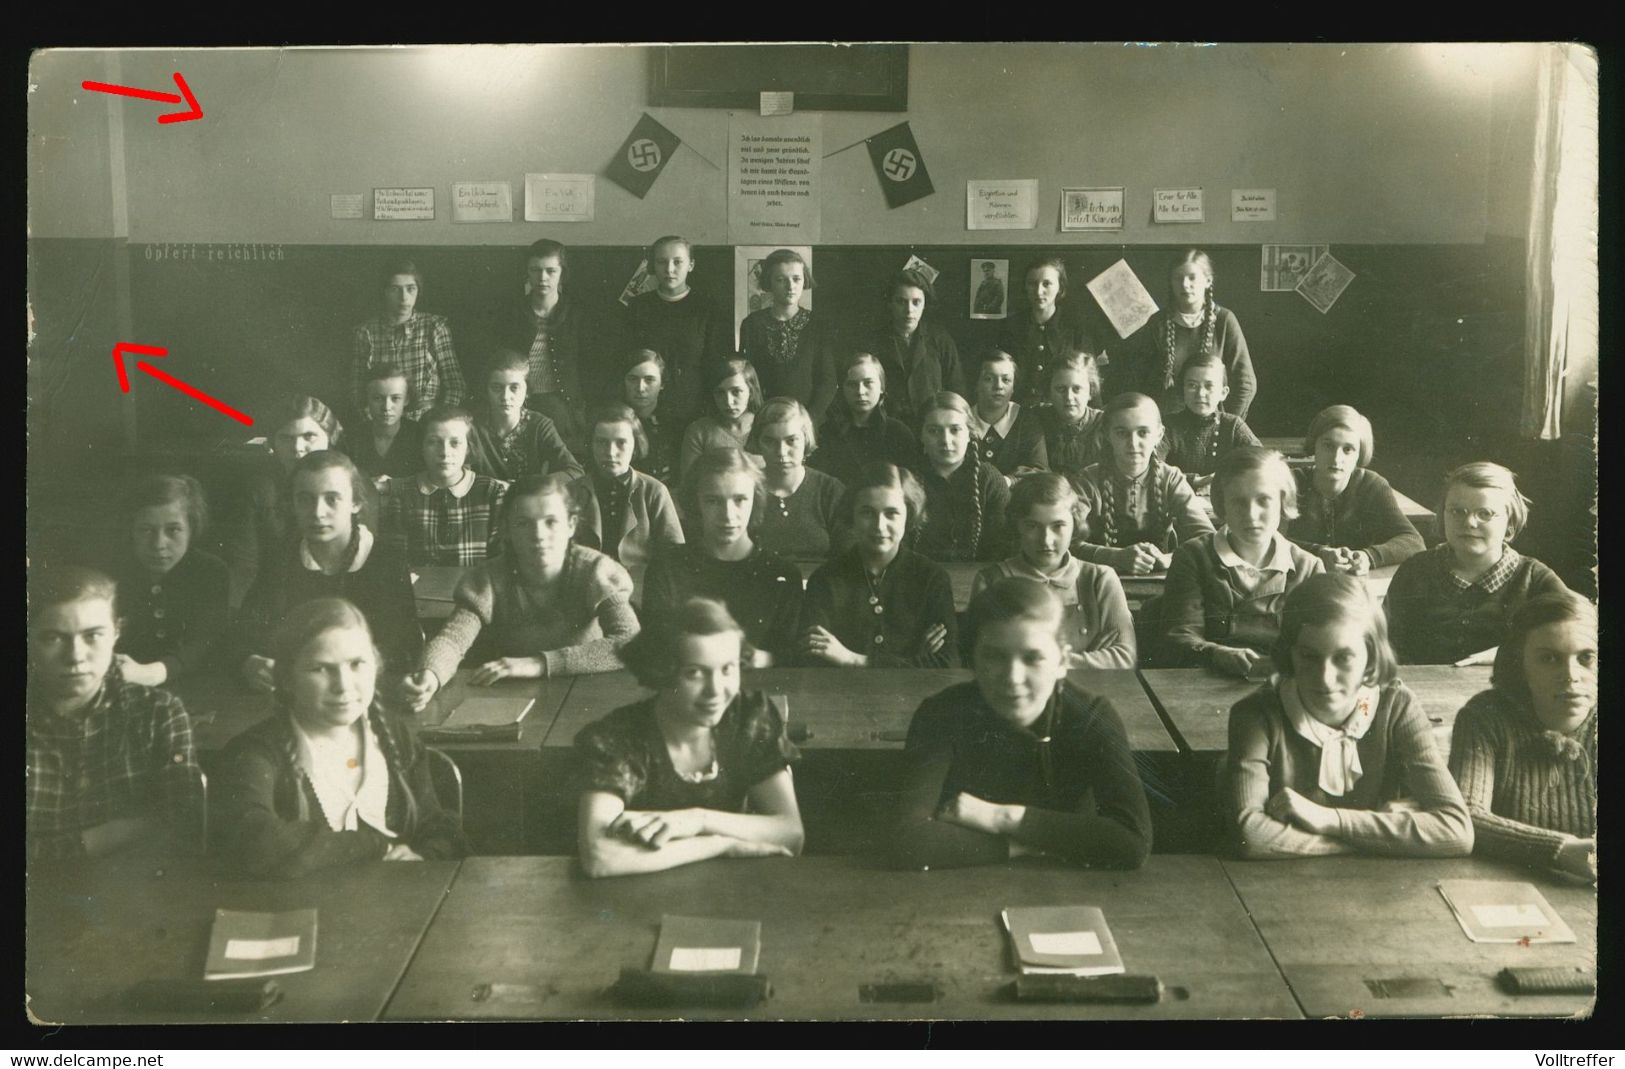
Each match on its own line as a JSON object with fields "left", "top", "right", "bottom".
{"left": 25, "top": 43, "right": 1600, "bottom": 1023}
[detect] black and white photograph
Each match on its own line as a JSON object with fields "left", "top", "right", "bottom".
{"left": 23, "top": 41, "right": 1600, "bottom": 1036}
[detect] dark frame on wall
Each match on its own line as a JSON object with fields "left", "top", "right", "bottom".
{"left": 648, "top": 44, "right": 909, "bottom": 111}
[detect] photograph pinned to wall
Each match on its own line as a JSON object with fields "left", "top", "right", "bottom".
{"left": 734, "top": 245, "right": 813, "bottom": 346}
{"left": 902, "top": 254, "right": 939, "bottom": 287}
{"left": 1261, "top": 244, "right": 1328, "bottom": 292}
{"left": 617, "top": 260, "right": 658, "bottom": 307}
{"left": 1296, "top": 251, "right": 1356, "bottom": 314}
{"left": 1060, "top": 187, "right": 1125, "bottom": 231}
{"left": 525, "top": 174, "right": 596, "bottom": 223}
{"left": 970, "top": 259, "right": 1009, "bottom": 319}
{"left": 1086, "top": 259, "right": 1160, "bottom": 339}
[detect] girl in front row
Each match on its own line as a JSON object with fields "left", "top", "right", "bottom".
{"left": 1161, "top": 448, "right": 1323, "bottom": 677}
{"left": 1385, "top": 462, "right": 1569, "bottom": 665}
{"left": 1222, "top": 574, "right": 1473, "bottom": 860}
{"left": 750, "top": 397, "right": 848, "bottom": 562}
{"left": 810, "top": 352, "right": 920, "bottom": 487}
{"left": 575, "top": 596, "right": 804, "bottom": 878}
{"left": 1040, "top": 350, "right": 1106, "bottom": 484}
{"left": 1073, "top": 393, "right": 1213, "bottom": 575}
{"left": 800, "top": 463, "right": 958, "bottom": 668}
{"left": 679, "top": 358, "right": 762, "bottom": 480}
{"left": 914, "top": 392, "right": 1011, "bottom": 562}
{"left": 401, "top": 474, "right": 640, "bottom": 714}
{"left": 971, "top": 473, "right": 1135, "bottom": 670}
{"left": 891, "top": 578, "right": 1152, "bottom": 870}
{"left": 1287, "top": 405, "right": 1424, "bottom": 575}
{"left": 570, "top": 403, "right": 685, "bottom": 600}
{"left": 219, "top": 598, "right": 468, "bottom": 878}
{"left": 1448, "top": 593, "right": 1597, "bottom": 882}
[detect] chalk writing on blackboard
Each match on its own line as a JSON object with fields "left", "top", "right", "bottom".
{"left": 140, "top": 244, "right": 287, "bottom": 263}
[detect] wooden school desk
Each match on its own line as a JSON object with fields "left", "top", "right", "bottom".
{"left": 1220, "top": 856, "right": 1596, "bottom": 1018}
{"left": 26, "top": 854, "right": 457, "bottom": 1024}
{"left": 383, "top": 855, "right": 1301, "bottom": 1021}
{"left": 1137, "top": 665, "right": 1492, "bottom": 756}
{"left": 412, "top": 564, "right": 465, "bottom": 621}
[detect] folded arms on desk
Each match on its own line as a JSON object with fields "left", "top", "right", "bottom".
{"left": 578, "top": 772, "right": 805, "bottom": 879}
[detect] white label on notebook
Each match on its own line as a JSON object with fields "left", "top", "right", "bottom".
{"left": 1030, "top": 931, "right": 1102, "bottom": 956}
{"left": 225, "top": 936, "right": 301, "bottom": 960}
{"left": 669, "top": 947, "right": 742, "bottom": 972}
{"left": 1471, "top": 904, "right": 1548, "bottom": 929}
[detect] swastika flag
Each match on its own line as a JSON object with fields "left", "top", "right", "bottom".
{"left": 606, "top": 113, "right": 682, "bottom": 199}
{"left": 866, "top": 122, "right": 934, "bottom": 209}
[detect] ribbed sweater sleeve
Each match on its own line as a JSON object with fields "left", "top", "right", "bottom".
{"left": 1160, "top": 538, "right": 1221, "bottom": 666}
{"left": 1354, "top": 472, "right": 1426, "bottom": 568}
{"left": 1224, "top": 695, "right": 1355, "bottom": 859}
{"left": 1075, "top": 565, "right": 1137, "bottom": 669}
{"left": 1447, "top": 694, "right": 1580, "bottom": 869}
{"left": 540, "top": 557, "right": 640, "bottom": 678}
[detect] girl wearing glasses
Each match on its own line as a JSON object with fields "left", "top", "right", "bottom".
{"left": 1385, "top": 462, "right": 1570, "bottom": 665}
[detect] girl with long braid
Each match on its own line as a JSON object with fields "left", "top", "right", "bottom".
{"left": 1073, "top": 393, "right": 1213, "bottom": 576}
{"left": 913, "top": 392, "right": 1012, "bottom": 563}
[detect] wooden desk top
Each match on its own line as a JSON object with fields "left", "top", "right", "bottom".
{"left": 547, "top": 667, "right": 1175, "bottom": 753}
{"left": 26, "top": 855, "right": 457, "bottom": 1024}
{"left": 1220, "top": 856, "right": 1596, "bottom": 1018}
{"left": 412, "top": 565, "right": 465, "bottom": 621}
{"left": 1138, "top": 665, "right": 1491, "bottom": 756}
{"left": 384, "top": 854, "right": 1299, "bottom": 1021}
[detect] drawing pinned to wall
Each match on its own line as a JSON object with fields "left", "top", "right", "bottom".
{"left": 865, "top": 122, "right": 934, "bottom": 209}
{"left": 734, "top": 245, "right": 813, "bottom": 345}
{"left": 1296, "top": 252, "right": 1356, "bottom": 314}
{"left": 617, "top": 260, "right": 658, "bottom": 307}
{"left": 1153, "top": 188, "right": 1204, "bottom": 224}
{"left": 901, "top": 254, "right": 939, "bottom": 287}
{"left": 1261, "top": 244, "right": 1328, "bottom": 292}
{"left": 1060, "top": 187, "right": 1124, "bottom": 231}
{"left": 970, "top": 259, "right": 1009, "bottom": 320}
{"left": 1086, "top": 260, "right": 1159, "bottom": 339}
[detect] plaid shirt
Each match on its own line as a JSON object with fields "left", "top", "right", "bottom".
{"left": 352, "top": 312, "right": 466, "bottom": 421}
{"left": 1441, "top": 544, "right": 1524, "bottom": 594}
{"left": 381, "top": 469, "right": 509, "bottom": 567}
{"left": 26, "top": 665, "right": 204, "bottom": 863}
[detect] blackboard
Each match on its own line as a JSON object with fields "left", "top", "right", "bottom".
{"left": 649, "top": 44, "right": 908, "bottom": 111}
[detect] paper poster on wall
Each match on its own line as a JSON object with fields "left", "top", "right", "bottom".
{"left": 1153, "top": 188, "right": 1204, "bottom": 224}
{"left": 1296, "top": 252, "right": 1356, "bottom": 314}
{"left": 970, "top": 259, "right": 1009, "bottom": 320}
{"left": 373, "top": 188, "right": 434, "bottom": 221}
{"left": 452, "top": 181, "right": 513, "bottom": 223}
{"left": 733, "top": 246, "right": 814, "bottom": 347}
{"left": 727, "top": 114, "right": 822, "bottom": 245}
{"left": 759, "top": 91, "right": 794, "bottom": 116}
{"left": 967, "top": 179, "right": 1039, "bottom": 230}
{"left": 525, "top": 174, "right": 595, "bottom": 222}
{"left": 330, "top": 193, "right": 364, "bottom": 220}
{"left": 1231, "top": 189, "right": 1277, "bottom": 222}
{"left": 1260, "top": 244, "right": 1328, "bottom": 292}
{"left": 618, "top": 260, "right": 658, "bottom": 307}
{"left": 1086, "top": 259, "right": 1160, "bottom": 339}
{"left": 901, "top": 254, "right": 939, "bottom": 287}
{"left": 1061, "top": 187, "right": 1124, "bottom": 231}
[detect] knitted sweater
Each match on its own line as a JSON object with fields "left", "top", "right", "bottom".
{"left": 624, "top": 291, "right": 729, "bottom": 426}
{"left": 800, "top": 547, "right": 959, "bottom": 668}
{"left": 811, "top": 411, "right": 923, "bottom": 487}
{"left": 1161, "top": 531, "right": 1324, "bottom": 665}
{"left": 1223, "top": 682, "right": 1474, "bottom": 859}
{"left": 113, "top": 549, "right": 229, "bottom": 682}
{"left": 1287, "top": 467, "right": 1426, "bottom": 569}
{"left": 757, "top": 467, "right": 849, "bottom": 562}
{"left": 1386, "top": 546, "right": 1570, "bottom": 664}
{"left": 738, "top": 307, "right": 837, "bottom": 418}
{"left": 892, "top": 681, "right": 1152, "bottom": 869}
{"left": 1073, "top": 461, "right": 1215, "bottom": 564}
{"left": 1040, "top": 406, "right": 1106, "bottom": 483}
{"left": 468, "top": 409, "right": 585, "bottom": 484}
{"left": 1447, "top": 689, "right": 1596, "bottom": 869}
{"left": 970, "top": 403, "right": 1049, "bottom": 478}
{"left": 1162, "top": 409, "right": 1261, "bottom": 478}
{"left": 869, "top": 322, "right": 967, "bottom": 429}
{"left": 568, "top": 470, "right": 685, "bottom": 600}
{"left": 421, "top": 544, "right": 638, "bottom": 683}
{"left": 1110, "top": 306, "right": 1256, "bottom": 421}
{"left": 351, "top": 417, "right": 424, "bottom": 483}
{"left": 971, "top": 556, "right": 1137, "bottom": 669}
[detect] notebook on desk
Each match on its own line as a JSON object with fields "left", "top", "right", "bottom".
{"left": 205, "top": 908, "right": 317, "bottom": 980}
{"left": 1437, "top": 880, "right": 1576, "bottom": 944}
{"left": 652, "top": 915, "right": 762, "bottom": 975}
{"left": 1001, "top": 905, "right": 1125, "bottom": 976}
{"left": 420, "top": 695, "right": 535, "bottom": 742}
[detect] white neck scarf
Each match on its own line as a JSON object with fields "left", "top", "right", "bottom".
{"left": 293, "top": 713, "right": 395, "bottom": 836}
{"left": 1279, "top": 679, "right": 1379, "bottom": 797}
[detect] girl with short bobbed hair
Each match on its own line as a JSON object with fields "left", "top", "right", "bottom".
{"left": 1287, "top": 404, "right": 1424, "bottom": 575}
{"left": 739, "top": 248, "right": 837, "bottom": 417}
{"left": 569, "top": 402, "right": 685, "bottom": 600}
{"left": 997, "top": 255, "right": 1105, "bottom": 404}
{"left": 352, "top": 257, "right": 465, "bottom": 421}
{"left": 869, "top": 269, "right": 966, "bottom": 428}
{"left": 1448, "top": 592, "right": 1597, "bottom": 880}
{"left": 749, "top": 396, "right": 848, "bottom": 561}
{"left": 1385, "top": 461, "right": 1569, "bottom": 665}
{"left": 575, "top": 596, "right": 803, "bottom": 878}
{"left": 1039, "top": 349, "right": 1107, "bottom": 482}
{"left": 218, "top": 597, "right": 468, "bottom": 878}
{"left": 625, "top": 235, "right": 728, "bottom": 425}
{"left": 1222, "top": 573, "right": 1473, "bottom": 860}
{"left": 503, "top": 237, "right": 590, "bottom": 444}
{"left": 679, "top": 358, "right": 764, "bottom": 479}
{"left": 811, "top": 351, "right": 922, "bottom": 486}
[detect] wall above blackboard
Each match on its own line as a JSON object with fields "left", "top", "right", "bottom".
{"left": 648, "top": 44, "right": 908, "bottom": 111}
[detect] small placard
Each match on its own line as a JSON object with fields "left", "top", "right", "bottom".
{"left": 451, "top": 181, "right": 513, "bottom": 223}
{"left": 525, "top": 173, "right": 596, "bottom": 223}
{"left": 967, "top": 179, "right": 1039, "bottom": 231}
{"left": 1030, "top": 931, "right": 1103, "bottom": 956}
{"left": 669, "top": 947, "right": 743, "bottom": 972}
{"left": 1153, "top": 187, "right": 1204, "bottom": 224}
{"left": 759, "top": 91, "right": 794, "bottom": 116}
{"left": 373, "top": 187, "right": 435, "bottom": 221}
{"left": 225, "top": 936, "right": 301, "bottom": 961}
{"left": 1061, "top": 187, "right": 1124, "bottom": 231}
{"left": 329, "top": 193, "right": 364, "bottom": 220}
{"left": 1231, "top": 188, "right": 1277, "bottom": 222}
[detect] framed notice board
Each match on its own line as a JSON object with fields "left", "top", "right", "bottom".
{"left": 649, "top": 44, "right": 908, "bottom": 111}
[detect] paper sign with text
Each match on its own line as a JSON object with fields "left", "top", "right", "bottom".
{"left": 1232, "top": 188, "right": 1277, "bottom": 222}
{"left": 728, "top": 114, "right": 822, "bottom": 244}
{"left": 1153, "top": 187, "right": 1204, "bottom": 224}
{"left": 1061, "top": 187, "right": 1124, "bottom": 231}
{"left": 967, "top": 179, "right": 1039, "bottom": 230}
{"left": 373, "top": 188, "right": 435, "bottom": 221}
{"left": 330, "top": 193, "right": 364, "bottom": 220}
{"left": 525, "top": 174, "right": 595, "bottom": 223}
{"left": 452, "top": 182, "right": 513, "bottom": 223}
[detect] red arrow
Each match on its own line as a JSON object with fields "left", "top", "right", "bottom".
{"left": 113, "top": 343, "right": 253, "bottom": 426}
{"left": 81, "top": 72, "right": 203, "bottom": 124}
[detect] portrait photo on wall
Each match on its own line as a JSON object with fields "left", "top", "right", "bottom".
{"left": 969, "top": 257, "right": 1009, "bottom": 319}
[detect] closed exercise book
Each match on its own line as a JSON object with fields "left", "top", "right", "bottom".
{"left": 204, "top": 909, "right": 317, "bottom": 981}
{"left": 1001, "top": 905, "right": 1125, "bottom": 976}
{"left": 651, "top": 915, "right": 762, "bottom": 975}
{"left": 1436, "top": 880, "right": 1576, "bottom": 945}
{"left": 411, "top": 567, "right": 462, "bottom": 603}
{"left": 438, "top": 695, "right": 536, "bottom": 730}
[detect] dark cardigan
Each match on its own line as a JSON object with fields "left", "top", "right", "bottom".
{"left": 113, "top": 549, "right": 229, "bottom": 682}
{"left": 1386, "top": 546, "right": 1570, "bottom": 664}
{"left": 1287, "top": 466, "right": 1426, "bottom": 569}
{"left": 868, "top": 322, "right": 967, "bottom": 429}
{"left": 216, "top": 705, "right": 468, "bottom": 878}
{"left": 624, "top": 290, "right": 730, "bottom": 426}
{"left": 799, "top": 547, "right": 959, "bottom": 668}
{"left": 811, "top": 410, "right": 923, "bottom": 486}
{"left": 503, "top": 294, "right": 589, "bottom": 415}
{"left": 641, "top": 542, "right": 804, "bottom": 665}
{"left": 917, "top": 459, "right": 1012, "bottom": 563}
{"left": 972, "top": 405, "right": 1050, "bottom": 478}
